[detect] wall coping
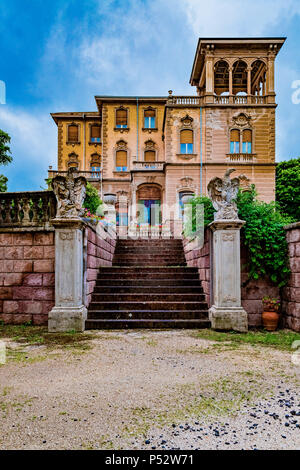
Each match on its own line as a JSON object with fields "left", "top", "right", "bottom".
{"left": 284, "top": 221, "right": 300, "bottom": 231}
{"left": 0, "top": 225, "right": 54, "bottom": 233}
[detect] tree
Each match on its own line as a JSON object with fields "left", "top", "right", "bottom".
{"left": 83, "top": 182, "right": 103, "bottom": 215}
{"left": 0, "top": 129, "right": 12, "bottom": 192}
{"left": 276, "top": 158, "right": 300, "bottom": 221}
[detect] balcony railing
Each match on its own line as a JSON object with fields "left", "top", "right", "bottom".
{"left": 226, "top": 153, "right": 256, "bottom": 162}
{"left": 48, "top": 170, "right": 101, "bottom": 180}
{"left": 0, "top": 191, "right": 56, "bottom": 228}
{"left": 132, "top": 161, "right": 165, "bottom": 171}
{"left": 214, "top": 95, "right": 266, "bottom": 105}
{"left": 169, "top": 96, "right": 202, "bottom": 106}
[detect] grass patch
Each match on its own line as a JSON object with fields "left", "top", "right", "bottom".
{"left": 191, "top": 328, "right": 300, "bottom": 351}
{"left": 0, "top": 324, "right": 97, "bottom": 350}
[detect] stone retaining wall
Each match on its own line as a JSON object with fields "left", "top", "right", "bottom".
{"left": 0, "top": 231, "right": 55, "bottom": 325}
{"left": 183, "top": 230, "right": 211, "bottom": 307}
{"left": 84, "top": 223, "right": 116, "bottom": 307}
{"left": 282, "top": 222, "right": 300, "bottom": 332}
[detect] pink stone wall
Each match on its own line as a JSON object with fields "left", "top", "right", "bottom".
{"left": 84, "top": 224, "right": 116, "bottom": 307}
{"left": 0, "top": 231, "right": 55, "bottom": 325}
{"left": 282, "top": 223, "right": 300, "bottom": 332}
{"left": 183, "top": 230, "right": 211, "bottom": 307}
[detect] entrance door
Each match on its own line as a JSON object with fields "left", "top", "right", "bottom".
{"left": 138, "top": 199, "right": 161, "bottom": 226}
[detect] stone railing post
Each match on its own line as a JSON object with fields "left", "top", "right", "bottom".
{"left": 208, "top": 220, "right": 248, "bottom": 332}
{"left": 48, "top": 218, "right": 87, "bottom": 332}
{"left": 48, "top": 168, "right": 87, "bottom": 332}
{"left": 207, "top": 169, "right": 249, "bottom": 332}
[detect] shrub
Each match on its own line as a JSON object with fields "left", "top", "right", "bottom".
{"left": 83, "top": 182, "right": 103, "bottom": 215}
{"left": 276, "top": 157, "right": 300, "bottom": 222}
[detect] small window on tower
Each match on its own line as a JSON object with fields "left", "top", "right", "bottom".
{"left": 242, "top": 129, "right": 252, "bottom": 154}
{"left": 230, "top": 129, "right": 240, "bottom": 154}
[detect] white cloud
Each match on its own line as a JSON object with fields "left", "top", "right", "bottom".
{"left": 0, "top": 106, "right": 57, "bottom": 189}
{"left": 182, "top": 0, "right": 300, "bottom": 36}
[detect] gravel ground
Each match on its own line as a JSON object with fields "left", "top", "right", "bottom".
{"left": 0, "top": 329, "right": 299, "bottom": 450}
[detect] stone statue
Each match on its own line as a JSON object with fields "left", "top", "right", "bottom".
{"left": 52, "top": 168, "right": 87, "bottom": 219}
{"left": 208, "top": 168, "right": 242, "bottom": 220}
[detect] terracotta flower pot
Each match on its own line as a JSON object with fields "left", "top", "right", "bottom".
{"left": 262, "top": 310, "right": 279, "bottom": 331}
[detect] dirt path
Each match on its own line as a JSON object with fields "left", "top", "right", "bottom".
{"left": 0, "top": 329, "right": 299, "bottom": 450}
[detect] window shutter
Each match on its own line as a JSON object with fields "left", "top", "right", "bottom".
{"left": 144, "top": 150, "right": 155, "bottom": 162}
{"left": 91, "top": 125, "right": 101, "bottom": 138}
{"left": 144, "top": 109, "right": 155, "bottom": 118}
{"left": 116, "top": 150, "right": 127, "bottom": 167}
{"left": 68, "top": 125, "right": 79, "bottom": 142}
{"left": 230, "top": 129, "right": 240, "bottom": 142}
{"left": 243, "top": 129, "right": 252, "bottom": 142}
{"left": 116, "top": 109, "right": 127, "bottom": 126}
{"left": 180, "top": 129, "right": 193, "bottom": 144}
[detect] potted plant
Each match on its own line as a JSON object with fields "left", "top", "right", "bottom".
{"left": 262, "top": 296, "right": 280, "bottom": 331}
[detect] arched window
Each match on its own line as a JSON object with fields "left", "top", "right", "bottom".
{"left": 68, "top": 124, "right": 79, "bottom": 143}
{"left": 179, "top": 191, "right": 195, "bottom": 219}
{"left": 214, "top": 60, "right": 229, "bottom": 95}
{"left": 242, "top": 129, "right": 252, "bottom": 154}
{"left": 180, "top": 129, "right": 193, "bottom": 154}
{"left": 144, "top": 108, "right": 156, "bottom": 129}
{"left": 116, "top": 150, "right": 127, "bottom": 171}
{"left": 144, "top": 150, "right": 156, "bottom": 162}
{"left": 232, "top": 60, "right": 247, "bottom": 95}
{"left": 116, "top": 108, "right": 128, "bottom": 128}
{"left": 230, "top": 129, "right": 240, "bottom": 154}
{"left": 90, "top": 124, "right": 101, "bottom": 142}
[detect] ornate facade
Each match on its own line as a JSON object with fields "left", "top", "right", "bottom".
{"left": 49, "top": 37, "right": 285, "bottom": 230}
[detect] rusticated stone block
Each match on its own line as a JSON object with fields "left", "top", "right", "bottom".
{"left": 4, "top": 273, "right": 23, "bottom": 286}
{"left": 286, "top": 229, "right": 300, "bottom": 243}
{"left": 0, "top": 261, "right": 14, "bottom": 273}
{"left": 248, "top": 313, "right": 262, "bottom": 327}
{"left": 3, "top": 300, "right": 19, "bottom": 313}
{"left": 87, "top": 243, "right": 96, "bottom": 256}
{"left": 42, "top": 273, "right": 55, "bottom": 286}
{"left": 43, "top": 246, "right": 55, "bottom": 259}
{"left": 295, "top": 244, "right": 300, "bottom": 258}
{"left": 0, "top": 287, "right": 13, "bottom": 300}
{"left": 23, "top": 273, "right": 43, "bottom": 286}
{"left": 289, "top": 273, "right": 300, "bottom": 288}
{"left": 242, "top": 284, "right": 279, "bottom": 300}
{"left": 4, "top": 247, "right": 24, "bottom": 260}
{"left": 33, "top": 232, "right": 54, "bottom": 246}
{"left": 288, "top": 243, "right": 295, "bottom": 258}
{"left": 32, "top": 314, "right": 48, "bottom": 326}
{"left": 23, "top": 246, "right": 44, "bottom": 259}
{"left": 0, "top": 300, "right": 2, "bottom": 312}
{"left": 34, "top": 288, "right": 54, "bottom": 301}
{"left": 290, "top": 257, "right": 300, "bottom": 273}
{"left": 13, "top": 260, "right": 33, "bottom": 273}
{"left": 13, "top": 233, "right": 33, "bottom": 245}
{"left": 0, "top": 314, "right": 13, "bottom": 323}
{"left": 13, "top": 287, "right": 35, "bottom": 300}
{"left": 42, "top": 301, "right": 55, "bottom": 314}
{"left": 87, "top": 268, "right": 97, "bottom": 281}
{"left": 33, "top": 260, "right": 54, "bottom": 273}
{"left": 242, "top": 299, "right": 263, "bottom": 315}
{"left": 20, "top": 301, "right": 43, "bottom": 314}
{"left": 13, "top": 314, "right": 32, "bottom": 324}
{"left": 0, "top": 234, "right": 13, "bottom": 245}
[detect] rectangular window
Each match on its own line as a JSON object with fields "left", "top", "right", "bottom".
{"left": 91, "top": 166, "right": 101, "bottom": 178}
{"left": 116, "top": 109, "right": 128, "bottom": 128}
{"left": 180, "top": 143, "right": 193, "bottom": 154}
{"left": 230, "top": 129, "right": 240, "bottom": 154}
{"left": 68, "top": 125, "right": 79, "bottom": 142}
{"left": 242, "top": 129, "right": 252, "bottom": 154}
{"left": 90, "top": 125, "right": 101, "bottom": 142}
{"left": 144, "top": 109, "right": 156, "bottom": 128}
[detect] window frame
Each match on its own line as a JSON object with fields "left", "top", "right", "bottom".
{"left": 115, "top": 106, "right": 129, "bottom": 129}
{"left": 67, "top": 123, "right": 80, "bottom": 144}
{"left": 143, "top": 107, "right": 157, "bottom": 129}
{"left": 89, "top": 124, "right": 101, "bottom": 143}
{"left": 180, "top": 129, "right": 194, "bottom": 155}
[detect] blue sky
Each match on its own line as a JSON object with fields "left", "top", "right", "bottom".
{"left": 0, "top": 0, "right": 300, "bottom": 191}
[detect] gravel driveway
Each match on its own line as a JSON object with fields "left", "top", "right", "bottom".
{"left": 0, "top": 329, "right": 299, "bottom": 450}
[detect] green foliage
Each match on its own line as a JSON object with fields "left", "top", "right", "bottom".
{"left": 186, "top": 186, "right": 292, "bottom": 287}
{"left": 0, "top": 174, "right": 8, "bottom": 192}
{"left": 276, "top": 157, "right": 300, "bottom": 221}
{"left": 83, "top": 182, "right": 103, "bottom": 215}
{"left": 0, "top": 129, "right": 12, "bottom": 192}
{"left": 237, "top": 186, "right": 292, "bottom": 287}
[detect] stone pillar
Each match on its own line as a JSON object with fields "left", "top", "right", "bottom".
{"left": 247, "top": 67, "right": 251, "bottom": 96}
{"left": 48, "top": 218, "right": 87, "bottom": 332}
{"left": 208, "top": 220, "right": 248, "bottom": 332}
{"left": 229, "top": 66, "right": 233, "bottom": 96}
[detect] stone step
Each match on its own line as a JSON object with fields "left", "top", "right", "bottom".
{"left": 88, "top": 301, "right": 208, "bottom": 311}
{"left": 93, "top": 286, "right": 204, "bottom": 293}
{"left": 85, "top": 318, "right": 210, "bottom": 329}
{"left": 98, "top": 266, "right": 197, "bottom": 273}
{"left": 97, "top": 272, "right": 199, "bottom": 279}
{"left": 91, "top": 293, "right": 206, "bottom": 302}
{"left": 87, "top": 310, "right": 208, "bottom": 320}
{"left": 95, "top": 279, "right": 202, "bottom": 286}
{"left": 113, "top": 262, "right": 187, "bottom": 267}
{"left": 114, "top": 248, "right": 185, "bottom": 254}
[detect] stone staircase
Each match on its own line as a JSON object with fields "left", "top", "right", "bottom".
{"left": 85, "top": 238, "right": 210, "bottom": 329}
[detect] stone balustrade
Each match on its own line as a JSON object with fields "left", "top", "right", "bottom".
{"left": 214, "top": 95, "right": 267, "bottom": 105}
{"left": 0, "top": 191, "right": 56, "bottom": 228}
{"left": 132, "top": 161, "right": 165, "bottom": 171}
{"left": 48, "top": 170, "right": 101, "bottom": 180}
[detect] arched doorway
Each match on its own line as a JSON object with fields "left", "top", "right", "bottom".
{"left": 137, "top": 184, "right": 162, "bottom": 226}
